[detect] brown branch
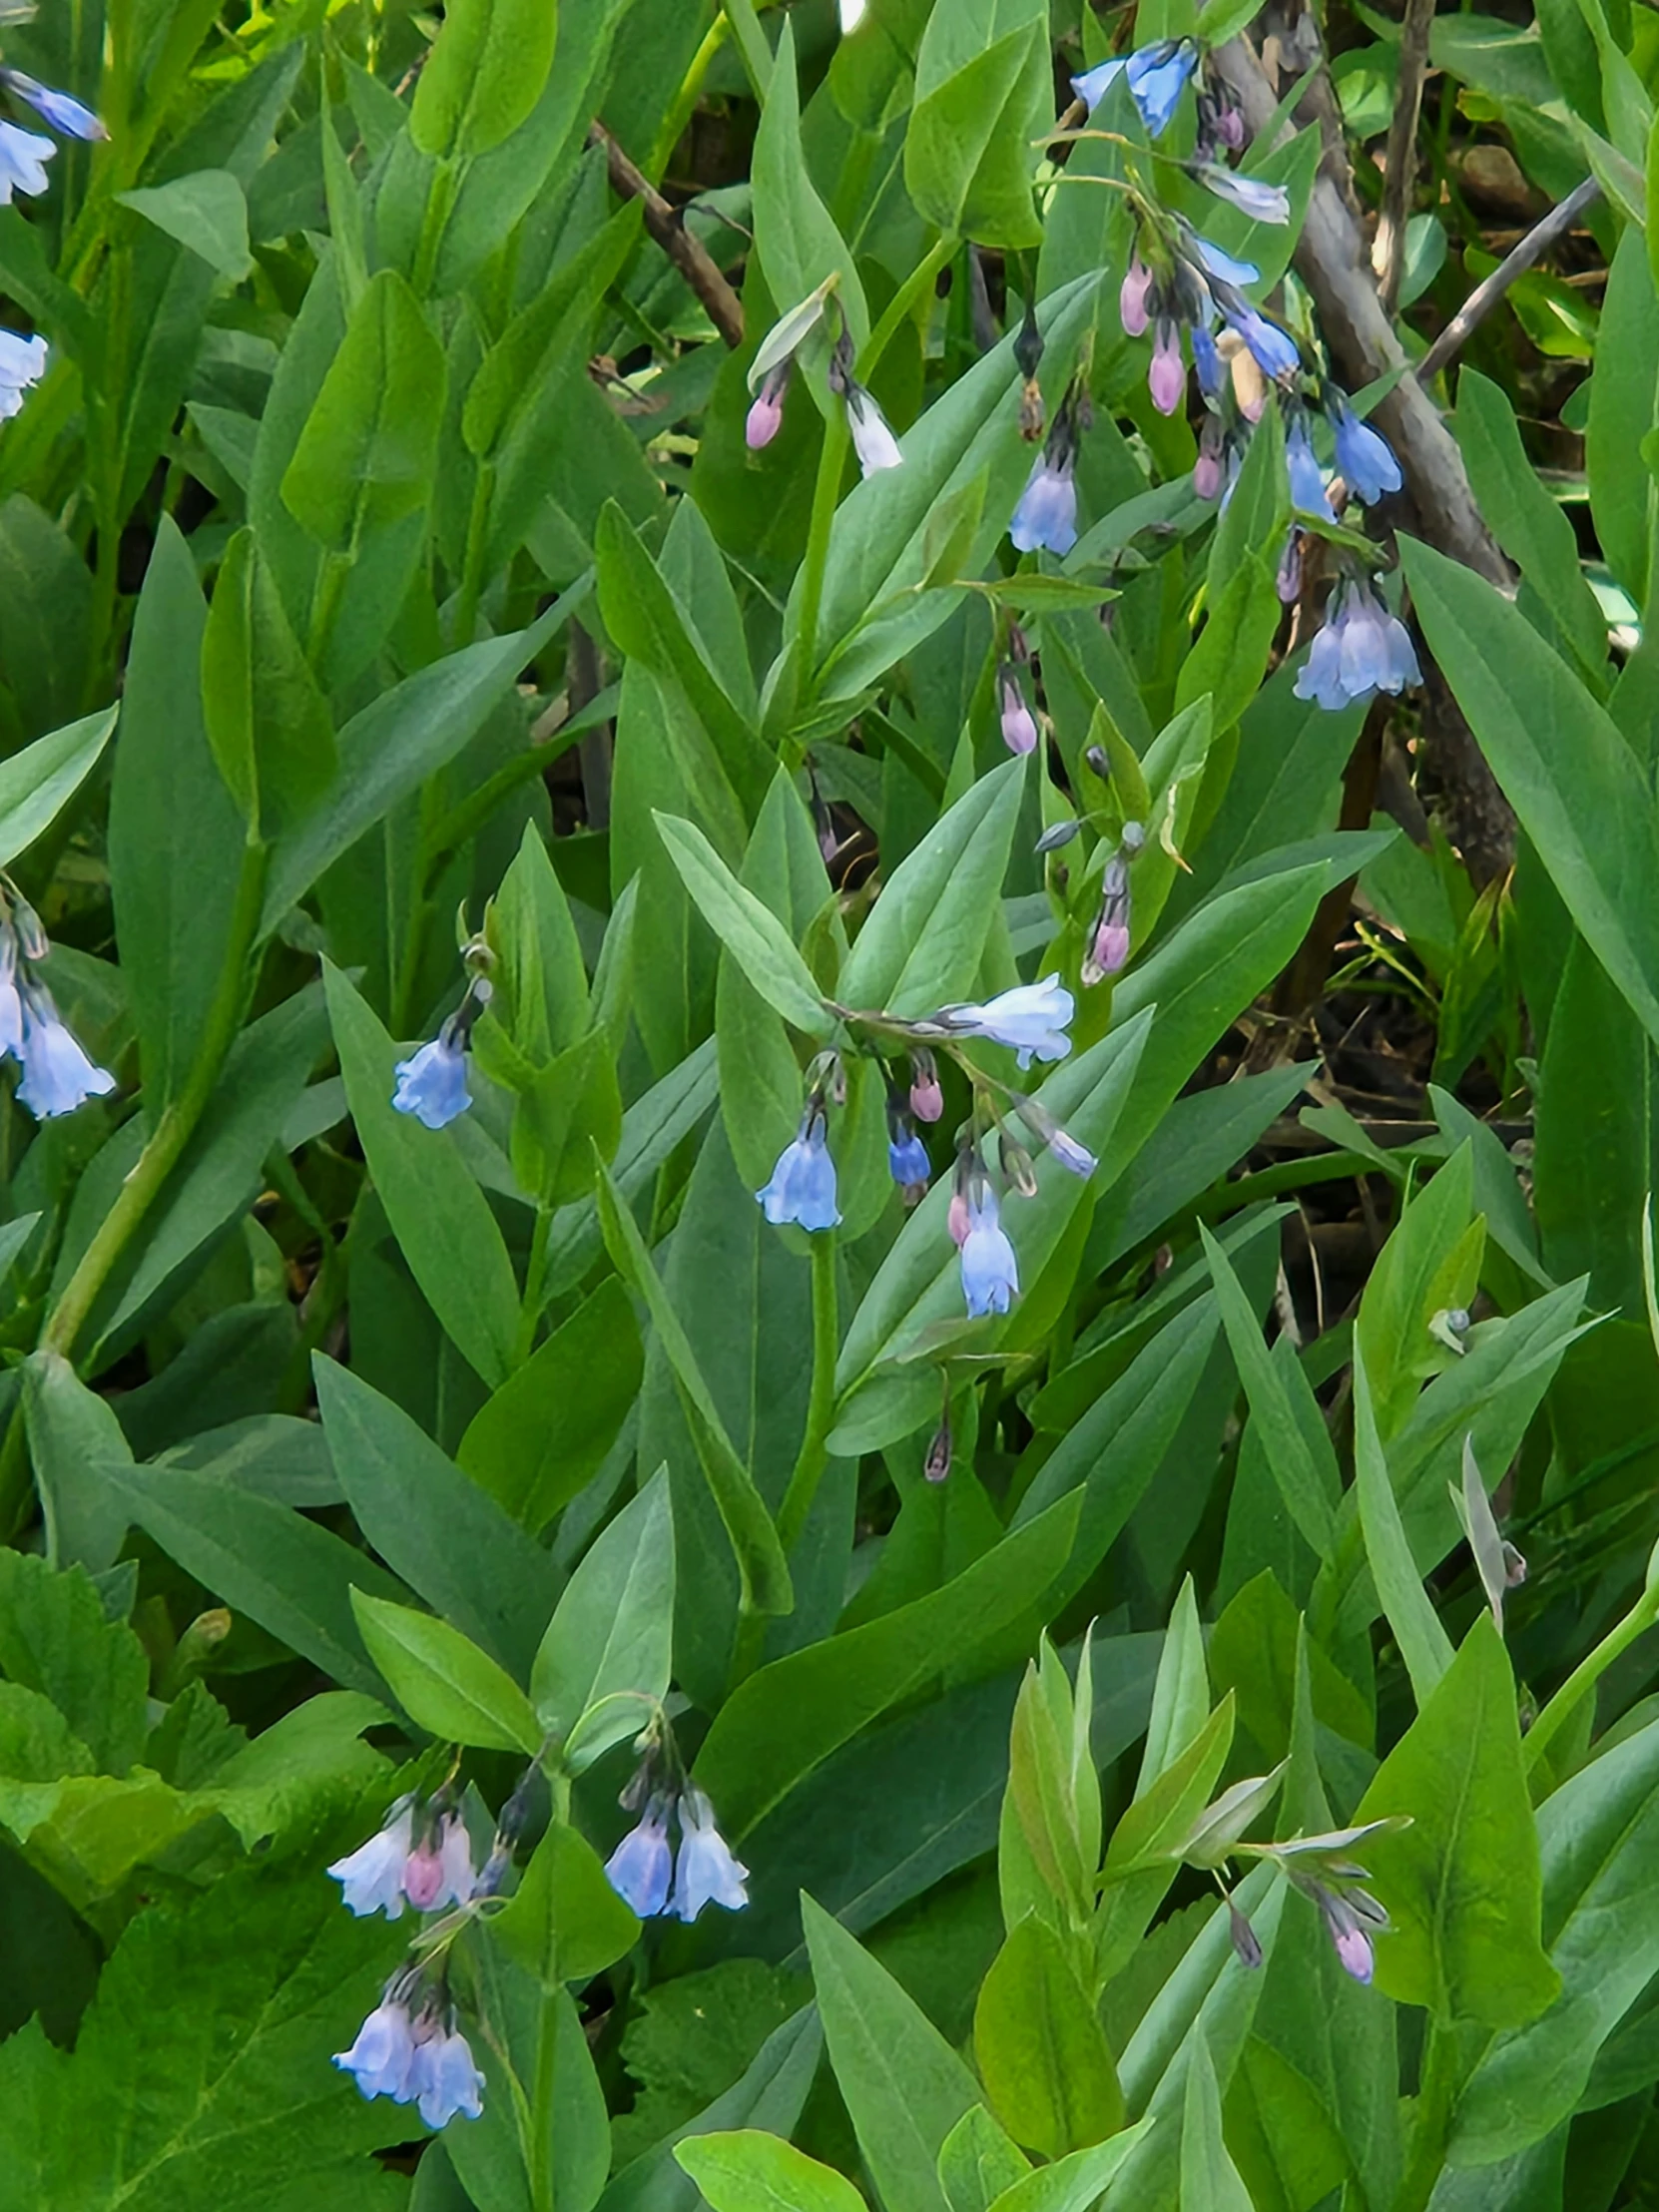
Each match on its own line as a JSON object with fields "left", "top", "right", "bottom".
{"left": 1372, "top": 0, "right": 1436, "bottom": 315}
{"left": 1415, "top": 175, "right": 1602, "bottom": 383}
{"left": 589, "top": 122, "right": 746, "bottom": 350}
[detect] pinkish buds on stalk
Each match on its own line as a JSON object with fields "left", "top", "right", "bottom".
{"left": 1120, "top": 257, "right": 1154, "bottom": 338}
{"left": 746, "top": 361, "right": 791, "bottom": 449}
{"left": 998, "top": 665, "right": 1039, "bottom": 756}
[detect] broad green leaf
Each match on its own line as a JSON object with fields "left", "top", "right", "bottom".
{"left": 457, "top": 1278, "right": 643, "bottom": 1531}
{"left": 974, "top": 1917, "right": 1125, "bottom": 2158}
{"left": 1180, "top": 2029, "right": 1254, "bottom": 2212}
{"left": 803, "top": 1894, "right": 979, "bottom": 2212}
{"left": 349, "top": 1589, "right": 541, "bottom": 1753}
{"left": 312, "top": 1356, "right": 556, "bottom": 1680}
{"left": 1352, "top": 1355, "right": 1453, "bottom": 1707}
{"left": 531, "top": 1467, "right": 675, "bottom": 1770}
{"left": 655, "top": 813, "right": 833, "bottom": 1035}
{"left": 937, "top": 2105, "right": 1030, "bottom": 2211}
{"left": 1585, "top": 225, "right": 1659, "bottom": 609}
{"left": 324, "top": 962, "right": 521, "bottom": 1390}
{"left": 118, "top": 170, "right": 252, "bottom": 280}
{"left": 0, "top": 709, "right": 114, "bottom": 870}
{"left": 1357, "top": 1614, "right": 1560, "bottom": 2028}
{"left": 1355, "top": 1140, "right": 1481, "bottom": 1442}
{"left": 492, "top": 1821, "right": 641, "bottom": 1987}
{"left": 674, "top": 2133, "right": 865, "bottom": 2212}
{"left": 753, "top": 21, "right": 868, "bottom": 372}
{"left": 907, "top": 0, "right": 1051, "bottom": 249}
{"left": 0, "top": 1551, "right": 148, "bottom": 1776}
{"left": 837, "top": 755, "right": 1026, "bottom": 1017}
{"left": 23, "top": 1348, "right": 129, "bottom": 1576}
{"left": 694, "top": 1495, "right": 1080, "bottom": 1838}
{"left": 200, "top": 527, "right": 334, "bottom": 836}
{"left": 984, "top": 2124, "right": 1154, "bottom": 2212}
{"left": 1401, "top": 535, "right": 1659, "bottom": 1049}
{"left": 411, "top": 0, "right": 559, "bottom": 160}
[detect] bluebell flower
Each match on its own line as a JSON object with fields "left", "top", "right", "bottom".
{"left": 1125, "top": 39, "right": 1199, "bottom": 135}
{"left": 888, "top": 1131, "right": 931, "bottom": 1191}
{"left": 0, "top": 932, "right": 24, "bottom": 1062}
{"left": 941, "top": 975, "right": 1074, "bottom": 1068}
{"left": 961, "top": 1187, "right": 1019, "bottom": 1318}
{"left": 335, "top": 1995, "right": 417, "bottom": 2101}
{"left": 1071, "top": 57, "right": 1128, "bottom": 112}
{"left": 17, "top": 989, "right": 116, "bottom": 1118}
{"left": 3, "top": 70, "right": 107, "bottom": 141}
{"left": 672, "top": 1787, "right": 750, "bottom": 1922}
{"left": 1222, "top": 302, "right": 1300, "bottom": 379}
{"left": 393, "top": 1025, "right": 471, "bottom": 1129}
{"left": 1332, "top": 402, "right": 1402, "bottom": 503}
{"left": 1193, "top": 164, "right": 1291, "bottom": 224}
{"left": 328, "top": 1800, "right": 416, "bottom": 1920}
{"left": 1190, "top": 323, "right": 1224, "bottom": 401}
{"left": 1191, "top": 237, "right": 1261, "bottom": 287}
{"left": 1287, "top": 418, "right": 1334, "bottom": 518}
{"left": 843, "top": 381, "right": 903, "bottom": 476}
{"left": 604, "top": 1796, "right": 674, "bottom": 1917}
{"left": 406, "top": 2022, "right": 486, "bottom": 2128}
{"left": 757, "top": 1107, "right": 841, "bottom": 1231}
{"left": 0, "top": 121, "right": 51, "bottom": 202}
{"left": 0, "top": 328, "right": 47, "bottom": 419}
{"left": 1010, "top": 448, "right": 1078, "bottom": 556}
{"left": 1294, "top": 581, "right": 1420, "bottom": 710}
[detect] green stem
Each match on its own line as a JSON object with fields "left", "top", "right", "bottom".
{"left": 41, "top": 841, "right": 271, "bottom": 1369}
{"left": 450, "top": 459, "right": 495, "bottom": 651}
{"left": 528, "top": 1982, "right": 559, "bottom": 2212}
{"left": 856, "top": 233, "right": 956, "bottom": 383}
{"left": 1392, "top": 2019, "right": 1460, "bottom": 2212}
{"left": 412, "top": 158, "right": 461, "bottom": 298}
{"left": 648, "top": 12, "right": 732, "bottom": 181}
{"left": 722, "top": 0, "right": 774, "bottom": 105}
{"left": 514, "top": 1204, "right": 554, "bottom": 1367}
{"left": 796, "top": 408, "right": 848, "bottom": 699}
{"left": 776, "top": 1232, "right": 839, "bottom": 1556}
{"left": 1524, "top": 1571, "right": 1659, "bottom": 1775}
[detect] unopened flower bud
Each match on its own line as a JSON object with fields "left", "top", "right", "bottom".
{"left": 1120, "top": 257, "right": 1154, "bottom": 339}
{"left": 746, "top": 362, "right": 791, "bottom": 450}
{"left": 1277, "top": 533, "right": 1303, "bottom": 604}
{"left": 1120, "top": 821, "right": 1146, "bottom": 853}
{"left": 999, "top": 1134, "right": 1038, "bottom": 1198}
{"left": 1229, "top": 1901, "right": 1264, "bottom": 1969}
{"left": 947, "top": 1189, "right": 972, "bottom": 1247}
{"left": 924, "top": 1422, "right": 952, "bottom": 1483}
{"left": 1035, "top": 820, "right": 1080, "bottom": 854}
{"left": 1085, "top": 745, "right": 1111, "bottom": 780}
{"left": 908, "top": 1048, "right": 943, "bottom": 1123}
{"left": 998, "top": 665, "right": 1039, "bottom": 757}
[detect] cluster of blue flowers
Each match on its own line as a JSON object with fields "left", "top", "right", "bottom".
{"left": 1294, "top": 577, "right": 1420, "bottom": 708}
{"left": 0, "top": 901, "right": 116, "bottom": 1119}
{"left": 328, "top": 1791, "right": 489, "bottom": 2131}
{"left": 0, "top": 65, "right": 105, "bottom": 424}
{"left": 604, "top": 1785, "right": 750, "bottom": 1922}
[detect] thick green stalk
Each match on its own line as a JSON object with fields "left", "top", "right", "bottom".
{"left": 795, "top": 409, "right": 848, "bottom": 696}
{"left": 1524, "top": 1568, "right": 1659, "bottom": 1776}
{"left": 514, "top": 1203, "right": 554, "bottom": 1368}
{"left": 450, "top": 459, "right": 496, "bottom": 652}
{"left": 43, "top": 840, "right": 270, "bottom": 1366}
{"left": 1392, "top": 2020, "right": 1460, "bottom": 2212}
{"left": 722, "top": 0, "right": 774, "bottom": 106}
{"left": 411, "top": 159, "right": 461, "bottom": 297}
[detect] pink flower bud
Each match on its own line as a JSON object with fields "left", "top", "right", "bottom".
{"left": 1215, "top": 106, "right": 1246, "bottom": 150}
{"left": 746, "top": 389, "right": 785, "bottom": 450}
{"left": 1193, "top": 448, "right": 1222, "bottom": 499}
{"left": 1119, "top": 257, "right": 1153, "bottom": 339}
{"left": 1149, "top": 321, "right": 1186, "bottom": 416}
{"left": 910, "top": 1076, "right": 943, "bottom": 1123}
{"left": 402, "top": 1844, "right": 445, "bottom": 1910}
{"left": 948, "top": 1191, "right": 972, "bottom": 1247}
{"left": 998, "top": 669, "right": 1038, "bottom": 757}
{"left": 1090, "top": 919, "right": 1131, "bottom": 978}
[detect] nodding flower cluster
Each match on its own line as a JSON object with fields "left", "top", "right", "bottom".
{"left": 0, "top": 65, "right": 104, "bottom": 426}
{"left": 390, "top": 940, "right": 495, "bottom": 1131}
{"left": 755, "top": 980, "right": 1098, "bottom": 1338}
{"left": 602, "top": 1719, "right": 749, "bottom": 1924}
{"left": 0, "top": 890, "right": 116, "bottom": 1119}
{"left": 745, "top": 293, "right": 905, "bottom": 480}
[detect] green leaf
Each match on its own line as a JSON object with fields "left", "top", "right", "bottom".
{"left": 655, "top": 813, "right": 833, "bottom": 1035}
{"left": 280, "top": 270, "right": 446, "bottom": 552}
{"left": 323, "top": 961, "right": 521, "bottom": 1390}
{"left": 200, "top": 527, "right": 335, "bottom": 836}
{"left": 984, "top": 2125, "right": 1154, "bottom": 2212}
{"left": 594, "top": 1155, "right": 793, "bottom": 1618}
{"left": 693, "top": 1495, "right": 1080, "bottom": 1839}
{"left": 118, "top": 170, "right": 252, "bottom": 280}
{"left": 803, "top": 1893, "right": 980, "bottom": 2212}
{"left": 410, "top": 0, "right": 558, "bottom": 160}
{"left": 906, "top": 0, "right": 1050, "bottom": 249}
{"left": 1586, "top": 223, "right": 1659, "bottom": 609}
{"left": 1352, "top": 1354, "right": 1454, "bottom": 1707}
{"left": 674, "top": 2133, "right": 866, "bottom": 2212}
{"left": 531, "top": 1467, "right": 675, "bottom": 1771}
{"left": 457, "top": 1278, "right": 643, "bottom": 1531}
{"left": 1199, "top": 1224, "right": 1339, "bottom": 1559}
{"left": 312, "top": 1355, "right": 556, "bottom": 1680}
{"left": 937, "top": 2106, "right": 1031, "bottom": 2212}
{"left": 23, "top": 1347, "right": 129, "bottom": 1575}
{"left": 1401, "top": 535, "right": 1659, "bottom": 1049}
{"left": 0, "top": 708, "right": 114, "bottom": 870}
{"left": 349, "top": 1589, "right": 541, "bottom": 1752}
{"left": 837, "top": 755, "right": 1027, "bottom": 1017}
{"left": 753, "top": 22, "right": 869, "bottom": 367}
{"left": 492, "top": 1820, "right": 642, "bottom": 1986}
{"left": 1357, "top": 1614, "right": 1560, "bottom": 2028}
{"left": 0, "top": 1551, "right": 149, "bottom": 1777}
{"left": 974, "top": 1917, "right": 1125, "bottom": 2159}
{"left": 1179, "top": 2029, "right": 1254, "bottom": 2212}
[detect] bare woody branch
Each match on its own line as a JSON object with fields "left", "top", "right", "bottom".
{"left": 590, "top": 122, "right": 747, "bottom": 351}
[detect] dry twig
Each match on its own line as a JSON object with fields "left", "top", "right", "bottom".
{"left": 1414, "top": 176, "right": 1602, "bottom": 382}
{"left": 589, "top": 122, "right": 747, "bottom": 350}
{"left": 1372, "top": 0, "right": 1437, "bottom": 315}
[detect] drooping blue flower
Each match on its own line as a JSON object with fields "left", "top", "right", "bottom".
{"left": 406, "top": 2023, "right": 486, "bottom": 2128}
{"left": 1222, "top": 302, "right": 1300, "bottom": 379}
{"left": 941, "top": 975, "right": 1075, "bottom": 1069}
{"left": 671, "top": 1788, "right": 750, "bottom": 1922}
{"left": 1193, "top": 164, "right": 1291, "bottom": 224}
{"left": 888, "top": 1131, "right": 931, "bottom": 1191}
{"left": 328, "top": 1801, "right": 416, "bottom": 1920}
{"left": 16, "top": 989, "right": 116, "bottom": 1118}
{"left": 1010, "top": 449, "right": 1078, "bottom": 556}
{"left": 3, "top": 70, "right": 107, "bottom": 141}
{"left": 0, "top": 120, "right": 51, "bottom": 203}
{"left": 1190, "top": 322, "right": 1224, "bottom": 400}
{"left": 0, "top": 932, "right": 23, "bottom": 1061}
{"left": 1332, "top": 402, "right": 1402, "bottom": 503}
{"left": 392, "top": 1029, "right": 471, "bottom": 1129}
{"left": 604, "top": 1797, "right": 674, "bottom": 1918}
{"left": 1125, "top": 39, "right": 1200, "bottom": 136}
{"left": 0, "top": 327, "right": 47, "bottom": 419}
{"left": 757, "top": 1108, "right": 841, "bottom": 1231}
{"left": 1071, "top": 57, "right": 1128, "bottom": 112}
{"left": 335, "top": 1997, "right": 417, "bottom": 2102}
{"left": 1191, "top": 236, "right": 1261, "bottom": 288}
{"left": 961, "top": 1187, "right": 1019, "bottom": 1318}
{"left": 1294, "top": 581, "right": 1420, "bottom": 711}
{"left": 1287, "top": 418, "right": 1334, "bottom": 518}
